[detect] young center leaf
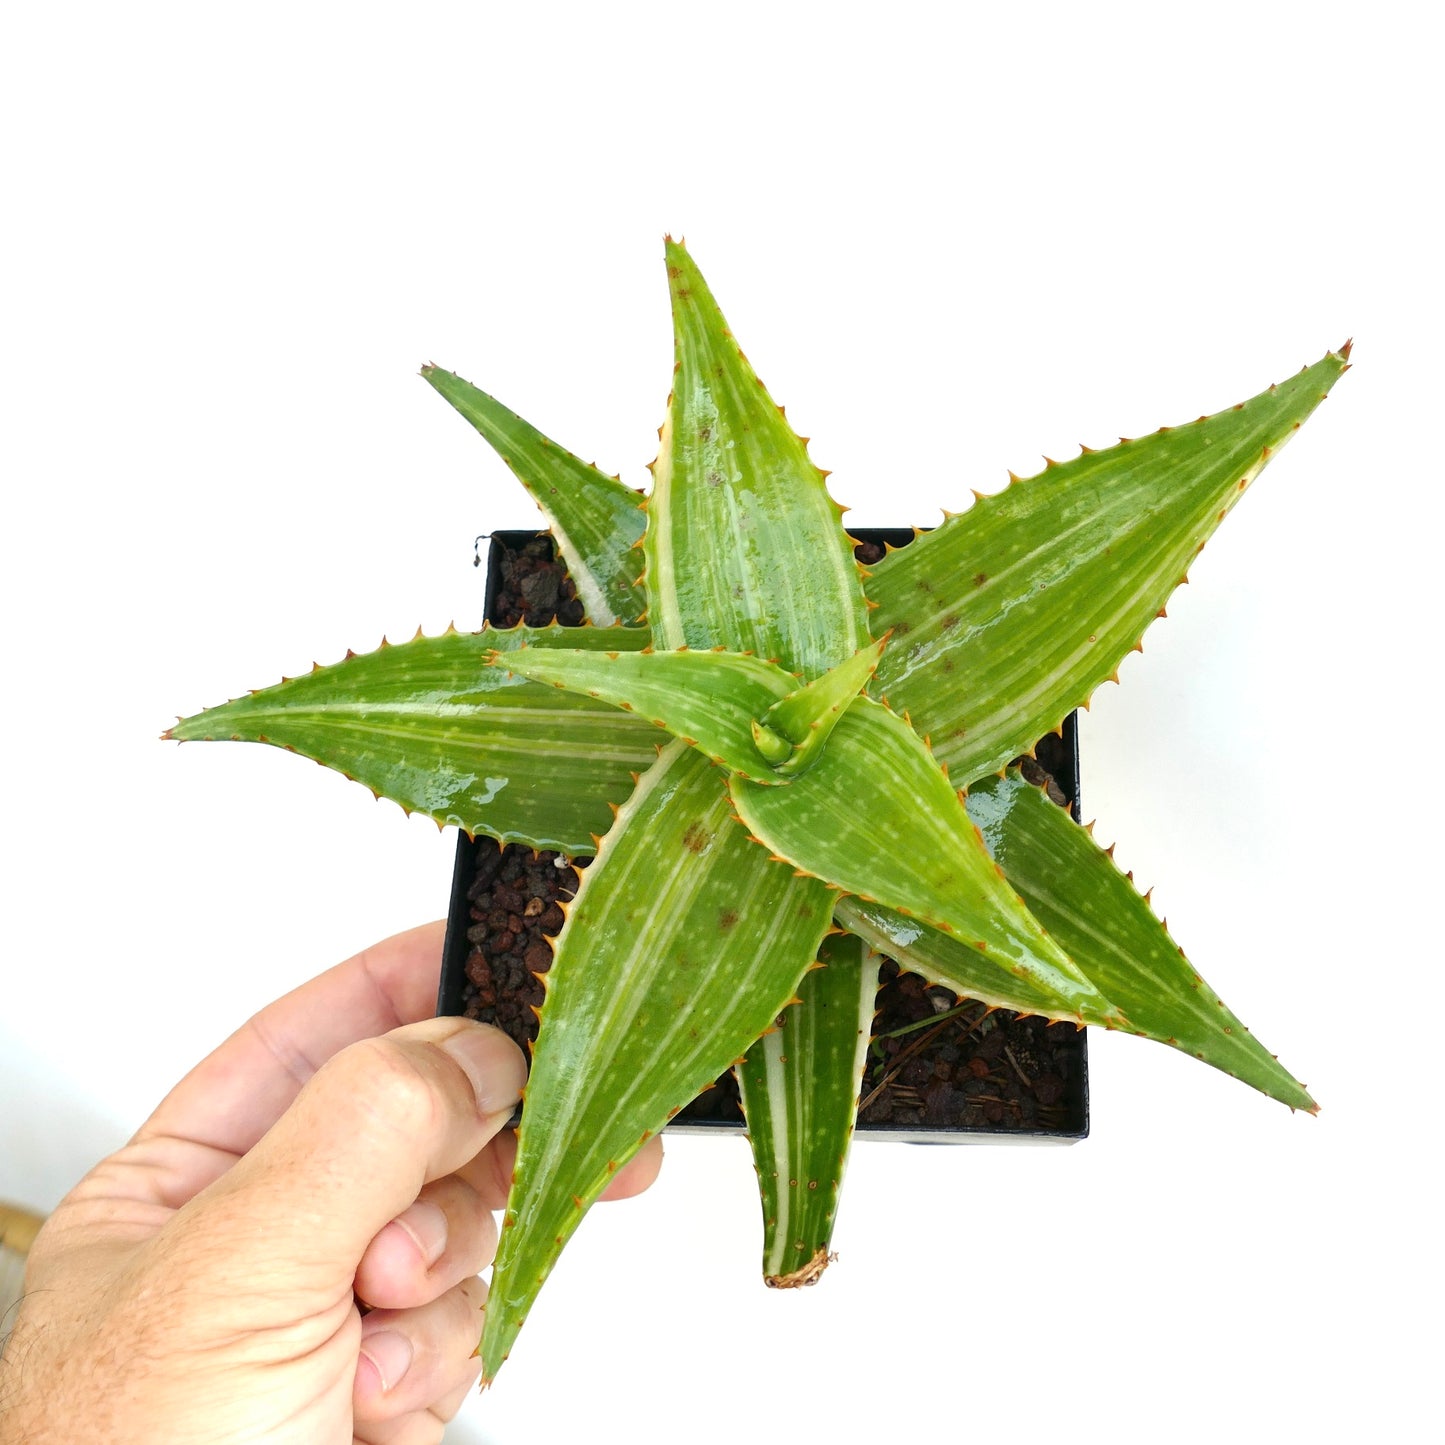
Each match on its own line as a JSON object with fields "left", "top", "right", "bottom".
{"left": 491, "top": 644, "right": 796, "bottom": 780}
{"left": 755, "top": 636, "right": 887, "bottom": 777}
{"left": 495, "top": 638, "right": 889, "bottom": 783}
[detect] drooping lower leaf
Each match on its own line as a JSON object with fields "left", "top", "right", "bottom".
{"left": 167, "top": 625, "right": 655, "bottom": 852}
{"left": 731, "top": 698, "right": 1122, "bottom": 1026}
{"left": 866, "top": 348, "right": 1350, "bottom": 783}
{"left": 965, "top": 771, "right": 1316, "bottom": 1111}
{"left": 737, "top": 932, "right": 880, "bottom": 1287}
{"left": 644, "top": 239, "right": 870, "bottom": 677}
{"left": 490, "top": 644, "right": 795, "bottom": 780}
{"left": 480, "top": 741, "right": 833, "bottom": 1381}
{"left": 423, "top": 366, "right": 647, "bottom": 625}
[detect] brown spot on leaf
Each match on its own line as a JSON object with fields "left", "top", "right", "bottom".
{"left": 719, "top": 908, "right": 740, "bottom": 931}
{"left": 682, "top": 822, "right": 710, "bottom": 853}
{"left": 972, "top": 572, "right": 988, "bottom": 587}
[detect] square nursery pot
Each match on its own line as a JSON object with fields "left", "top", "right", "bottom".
{"left": 438, "top": 529, "right": 1089, "bottom": 1146}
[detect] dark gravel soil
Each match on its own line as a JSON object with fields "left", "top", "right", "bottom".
{"left": 485, "top": 534, "right": 587, "bottom": 628}
{"left": 453, "top": 533, "right": 1085, "bottom": 1136}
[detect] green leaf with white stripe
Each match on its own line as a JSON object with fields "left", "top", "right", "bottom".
{"left": 644, "top": 239, "right": 869, "bottom": 677}
{"left": 480, "top": 742, "right": 833, "bottom": 1381}
{"left": 731, "top": 698, "right": 1122, "bottom": 1027}
{"left": 423, "top": 365, "right": 647, "bottom": 625}
{"left": 490, "top": 644, "right": 796, "bottom": 780}
{"left": 834, "top": 897, "right": 1087, "bottom": 1020}
{"left": 167, "top": 624, "right": 655, "bottom": 852}
{"left": 866, "top": 348, "right": 1351, "bottom": 783}
{"left": 965, "top": 771, "right": 1316, "bottom": 1110}
{"left": 738, "top": 932, "right": 880, "bottom": 1287}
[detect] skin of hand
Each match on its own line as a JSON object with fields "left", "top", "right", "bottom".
{"left": 0, "top": 922, "right": 663, "bottom": 1444}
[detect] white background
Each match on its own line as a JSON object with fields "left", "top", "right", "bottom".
{"left": 2, "top": 3, "right": 1440, "bottom": 1441}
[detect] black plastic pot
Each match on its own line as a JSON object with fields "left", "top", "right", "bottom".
{"left": 438, "top": 529, "right": 1088, "bottom": 1145}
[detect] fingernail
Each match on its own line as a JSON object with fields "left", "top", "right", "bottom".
{"left": 391, "top": 1198, "right": 448, "bottom": 1268}
{"left": 441, "top": 1025, "right": 527, "bottom": 1118}
{"left": 359, "top": 1329, "right": 414, "bottom": 1394}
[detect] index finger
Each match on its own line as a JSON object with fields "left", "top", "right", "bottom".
{"left": 137, "top": 920, "right": 448, "bottom": 1160}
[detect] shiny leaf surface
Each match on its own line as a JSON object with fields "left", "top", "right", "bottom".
{"left": 834, "top": 897, "right": 1086, "bottom": 1020}
{"left": 965, "top": 772, "right": 1316, "bottom": 1110}
{"left": 168, "top": 625, "right": 655, "bottom": 851}
{"left": 731, "top": 698, "right": 1122, "bottom": 1026}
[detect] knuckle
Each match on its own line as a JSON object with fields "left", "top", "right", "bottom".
{"left": 330, "top": 1036, "right": 446, "bottom": 1138}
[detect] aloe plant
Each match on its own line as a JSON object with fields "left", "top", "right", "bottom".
{"left": 170, "top": 240, "right": 1347, "bottom": 1384}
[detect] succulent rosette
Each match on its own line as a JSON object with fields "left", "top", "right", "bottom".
{"left": 172, "top": 241, "right": 1345, "bottom": 1381}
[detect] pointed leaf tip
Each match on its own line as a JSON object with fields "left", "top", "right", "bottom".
{"left": 866, "top": 348, "right": 1350, "bottom": 780}
{"left": 646, "top": 243, "right": 869, "bottom": 675}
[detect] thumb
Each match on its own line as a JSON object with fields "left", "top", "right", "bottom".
{"left": 172, "top": 1017, "right": 526, "bottom": 1288}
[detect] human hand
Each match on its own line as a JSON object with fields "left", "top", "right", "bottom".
{"left": 1, "top": 922, "right": 662, "bottom": 1443}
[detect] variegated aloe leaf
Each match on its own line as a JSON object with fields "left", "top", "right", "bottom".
{"left": 480, "top": 742, "right": 833, "bottom": 1380}
{"left": 167, "top": 624, "right": 654, "bottom": 852}
{"left": 737, "top": 932, "right": 880, "bottom": 1287}
{"left": 866, "top": 347, "right": 1351, "bottom": 783}
{"left": 834, "top": 896, "right": 1087, "bottom": 1020}
{"left": 490, "top": 644, "right": 795, "bottom": 780}
{"left": 965, "top": 772, "right": 1315, "bottom": 1110}
{"left": 731, "top": 698, "right": 1122, "bottom": 1027}
{"left": 644, "top": 238, "right": 869, "bottom": 676}
{"left": 423, "top": 366, "right": 647, "bottom": 625}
